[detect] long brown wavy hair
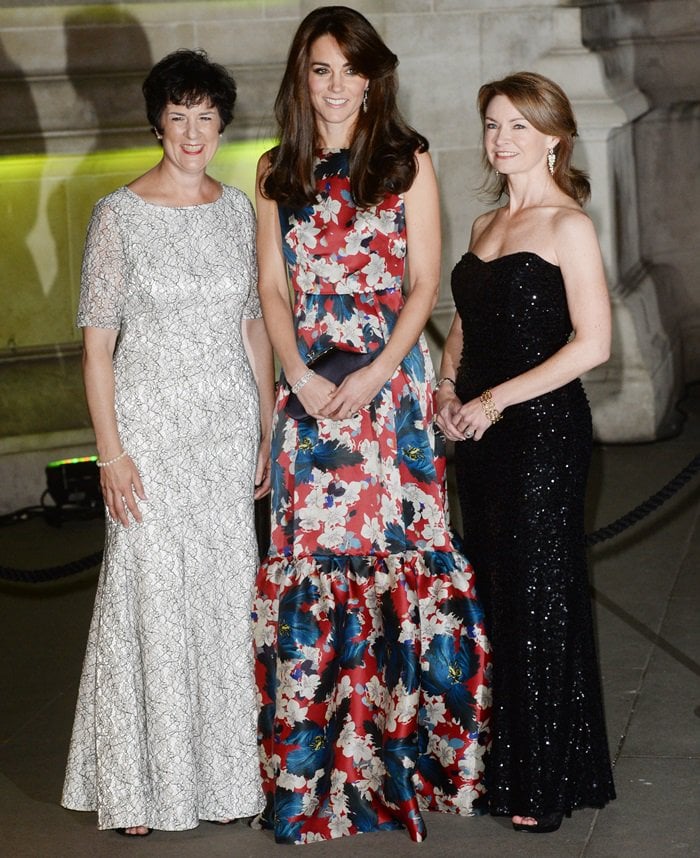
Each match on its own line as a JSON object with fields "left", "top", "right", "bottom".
{"left": 477, "top": 71, "right": 590, "bottom": 205}
{"left": 261, "top": 5, "right": 428, "bottom": 209}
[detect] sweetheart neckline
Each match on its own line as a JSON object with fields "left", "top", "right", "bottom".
{"left": 465, "top": 250, "right": 560, "bottom": 270}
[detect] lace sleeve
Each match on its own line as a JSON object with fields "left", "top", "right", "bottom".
{"left": 76, "top": 196, "right": 126, "bottom": 329}
{"left": 239, "top": 193, "right": 262, "bottom": 321}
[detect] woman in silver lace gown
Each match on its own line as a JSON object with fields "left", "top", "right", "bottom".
{"left": 61, "top": 50, "right": 274, "bottom": 836}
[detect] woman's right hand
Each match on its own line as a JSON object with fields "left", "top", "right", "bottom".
{"left": 435, "top": 391, "right": 465, "bottom": 441}
{"left": 293, "top": 373, "right": 337, "bottom": 420}
{"left": 99, "top": 455, "right": 146, "bottom": 527}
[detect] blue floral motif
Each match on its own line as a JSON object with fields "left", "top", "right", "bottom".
{"left": 374, "top": 590, "right": 418, "bottom": 693}
{"left": 421, "top": 634, "right": 478, "bottom": 730}
{"left": 270, "top": 788, "right": 305, "bottom": 843}
{"left": 344, "top": 782, "right": 403, "bottom": 833}
{"left": 278, "top": 581, "right": 321, "bottom": 661}
{"left": 396, "top": 395, "right": 436, "bottom": 484}
{"left": 314, "top": 601, "right": 369, "bottom": 703}
{"left": 383, "top": 736, "right": 419, "bottom": 806}
{"left": 401, "top": 342, "right": 426, "bottom": 385}
{"left": 315, "top": 148, "right": 350, "bottom": 180}
{"left": 295, "top": 436, "right": 364, "bottom": 486}
{"left": 286, "top": 721, "right": 330, "bottom": 779}
{"left": 255, "top": 643, "right": 277, "bottom": 740}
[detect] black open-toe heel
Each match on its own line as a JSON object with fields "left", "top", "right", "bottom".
{"left": 512, "top": 812, "right": 563, "bottom": 833}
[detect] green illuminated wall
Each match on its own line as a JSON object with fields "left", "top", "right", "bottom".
{"left": 1, "top": 140, "right": 272, "bottom": 353}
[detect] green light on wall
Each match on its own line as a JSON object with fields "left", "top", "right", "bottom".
{"left": 1, "top": 138, "right": 275, "bottom": 352}
{"left": 0, "top": 138, "right": 274, "bottom": 200}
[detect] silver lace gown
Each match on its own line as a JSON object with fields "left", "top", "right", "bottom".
{"left": 61, "top": 185, "right": 265, "bottom": 830}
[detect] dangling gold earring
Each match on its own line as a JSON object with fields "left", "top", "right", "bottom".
{"left": 362, "top": 87, "right": 368, "bottom": 113}
{"left": 547, "top": 147, "right": 556, "bottom": 175}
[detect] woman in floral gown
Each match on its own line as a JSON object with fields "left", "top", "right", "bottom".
{"left": 252, "top": 6, "right": 491, "bottom": 844}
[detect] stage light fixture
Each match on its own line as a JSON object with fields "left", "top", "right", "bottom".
{"left": 45, "top": 455, "right": 102, "bottom": 509}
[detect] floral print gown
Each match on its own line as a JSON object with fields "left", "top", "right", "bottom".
{"left": 253, "top": 149, "right": 491, "bottom": 844}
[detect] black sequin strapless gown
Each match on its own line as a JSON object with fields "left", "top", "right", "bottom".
{"left": 451, "top": 251, "right": 615, "bottom": 818}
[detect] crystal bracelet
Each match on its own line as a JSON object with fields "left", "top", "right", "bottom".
{"left": 96, "top": 450, "right": 128, "bottom": 468}
{"left": 480, "top": 388, "right": 503, "bottom": 424}
{"left": 291, "top": 368, "right": 315, "bottom": 395}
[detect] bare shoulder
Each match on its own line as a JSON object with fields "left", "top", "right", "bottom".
{"left": 408, "top": 149, "right": 437, "bottom": 192}
{"left": 415, "top": 148, "right": 434, "bottom": 169}
{"left": 469, "top": 209, "right": 499, "bottom": 247}
{"left": 552, "top": 204, "right": 596, "bottom": 243}
{"left": 256, "top": 149, "right": 274, "bottom": 178}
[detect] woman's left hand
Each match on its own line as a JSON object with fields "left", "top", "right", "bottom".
{"left": 451, "top": 396, "right": 492, "bottom": 441}
{"left": 322, "top": 364, "right": 387, "bottom": 421}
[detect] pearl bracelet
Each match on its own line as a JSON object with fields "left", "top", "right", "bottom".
{"left": 291, "top": 368, "right": 315, "bottom": 395}
{"left": 480, "top": 388, "right": 502, "bottom": 424}
{"left": 96, "top": 450, "right": 128, "bottom": 468}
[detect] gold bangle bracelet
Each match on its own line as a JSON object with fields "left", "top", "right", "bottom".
{"left": 480, "top": 388, "right": 502, "bottom": 424}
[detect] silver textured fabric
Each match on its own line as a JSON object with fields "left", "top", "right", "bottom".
{"left": 61, "top": 185, "right": 265, "bottom": 830}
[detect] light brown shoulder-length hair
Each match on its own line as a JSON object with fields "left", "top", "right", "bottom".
{"left": 478, "top": 71, "right": 590, "bottom": 206}
{"left": 262, "top": 5, "right": 428, "bottom": 210}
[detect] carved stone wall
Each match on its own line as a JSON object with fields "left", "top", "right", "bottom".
{"left": 1, "top": 0, "right": 697, "bottom": 511}
{"left": 580, "top": 0, "right": 700, "bottom": 435}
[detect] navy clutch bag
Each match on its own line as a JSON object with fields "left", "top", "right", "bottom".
{"left": 285, "top": 346, "right": 378, "bottom": 421}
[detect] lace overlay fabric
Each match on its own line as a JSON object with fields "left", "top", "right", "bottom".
{"left": 62, "top": 185, "right": 265, "bottom": 830}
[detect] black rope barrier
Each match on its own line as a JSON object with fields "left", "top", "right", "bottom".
{"left": 1, "top": 454, "right": 698, "bottom": 584}
{"left": 585, "top": 452, "right": 700, "bottom": 546}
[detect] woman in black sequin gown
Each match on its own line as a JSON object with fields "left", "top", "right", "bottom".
{"left": 436, "top": 72, "right": 616, "bottom": 833}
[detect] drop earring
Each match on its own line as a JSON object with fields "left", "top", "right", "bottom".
{"left": 547, "top": 147, "right": 556, "bottom": 175}
{"left": 362, "top": 87, "right": 368, "bottom": 113}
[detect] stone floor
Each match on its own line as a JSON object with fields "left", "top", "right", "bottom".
{"left": 1, "top": 385, "right": 699, "bottom": 858}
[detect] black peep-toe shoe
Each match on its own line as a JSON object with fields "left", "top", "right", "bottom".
{"left": 512, "top": 812, "right": 563, "bottom": 833}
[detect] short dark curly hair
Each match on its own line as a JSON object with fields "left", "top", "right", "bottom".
{"left": 142, "top": 49, "right": 237, "bottom": 134}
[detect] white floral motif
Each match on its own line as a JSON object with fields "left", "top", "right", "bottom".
{"left": 318, "top": 194, "right": 342, "bottom": 223}
{"left": 386, "top": 683, "right": 417, "bottom": 732}
{"left": 427, "top": 733, "right": 456, "bottom": 766}
{"left": 354, "top": 755, "right": 385, "bottom": 796}
{"left": 296, "top": 219, "right": 321, "bottom": 250}
{"left": 344, "top": 229, "right": 367, "bottom": 257}
{"left": 421, "top": 696, "right": 447, "bottom": 727}
{"left": 475, "top": 683, "right": 492, "bottom": 708}
{"left": 338, "top": 720, "right": 375, "bottom": 762}
{"left": 278, "top": 770, "right": 308, "bottom": 791}
{"left": 360, "top": 514, "right": 386, "bottom": 551}
{"left": 363, "top": 674, "right": 388, "bottom": 710}
{"left": 362, "top": 254, "right": 388, "bottom": 288}
{"left": 390, "top": 236, "right": 407, "bottom": 258}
